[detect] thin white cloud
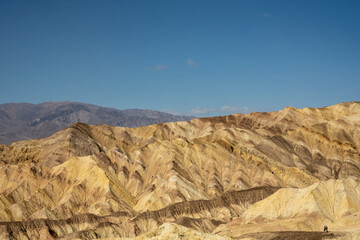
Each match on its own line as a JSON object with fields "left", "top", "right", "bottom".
{"left": 220, "top": 105, "right": 240, "bottom": 112}
{"left": 190, "top": 107, "right": 214, "bottom": 115}
{"left": 263, "top": 13, "right": 272, "bottom": 18}
{"left": 189, "top": 105, "right": 250, "bottom": 117}
{"left": 155, "top": 65, "right": 168, "bottom": 70}
{"left": 186, "top": 58, "right": 197, "bottom": 67}
{"left": 162, "top": 109, "right": 184, "bottom": 116}
{"left": 146, "top": 65, "right": 168, "bottom": 71}
{"left": 220, "top": 105, "right": 249, "bottom": 113}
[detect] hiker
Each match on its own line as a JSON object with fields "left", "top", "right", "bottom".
{"left": 324, "top": 225, "right": 328, "bottom": 232}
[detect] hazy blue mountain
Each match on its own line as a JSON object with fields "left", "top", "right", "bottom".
{"left": 0, "top": 102, "right": 194, "bottom": 145}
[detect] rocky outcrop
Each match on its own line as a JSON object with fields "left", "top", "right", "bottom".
{"left": 132, "top": 186, "right": 280, "bottom": 235}
{"left": 213, "top": 178, "right": 360, "bottom": 238}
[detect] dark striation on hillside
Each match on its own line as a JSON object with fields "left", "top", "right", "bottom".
{"left": 0, "top": 102, "right": 194, "bottom": 145}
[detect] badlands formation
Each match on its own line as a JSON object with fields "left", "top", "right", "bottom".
{"left": 0, "top": 101, "right": 360, "bottom": 239}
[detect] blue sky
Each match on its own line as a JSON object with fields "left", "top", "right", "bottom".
{"left": 1, "top": 0, "right": 359, "bottom": 116}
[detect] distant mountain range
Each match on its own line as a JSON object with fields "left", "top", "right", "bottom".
{"left": 0, "top": 101, "right": 194, "bottom": 145}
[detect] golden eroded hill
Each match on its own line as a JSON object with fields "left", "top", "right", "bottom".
{"left": 0, "top": 101, "right": 359, "bottom": 239}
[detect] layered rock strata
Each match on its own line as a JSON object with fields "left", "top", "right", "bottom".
{"left": 0, "top": 101, "right": 359, "bottom": 239}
